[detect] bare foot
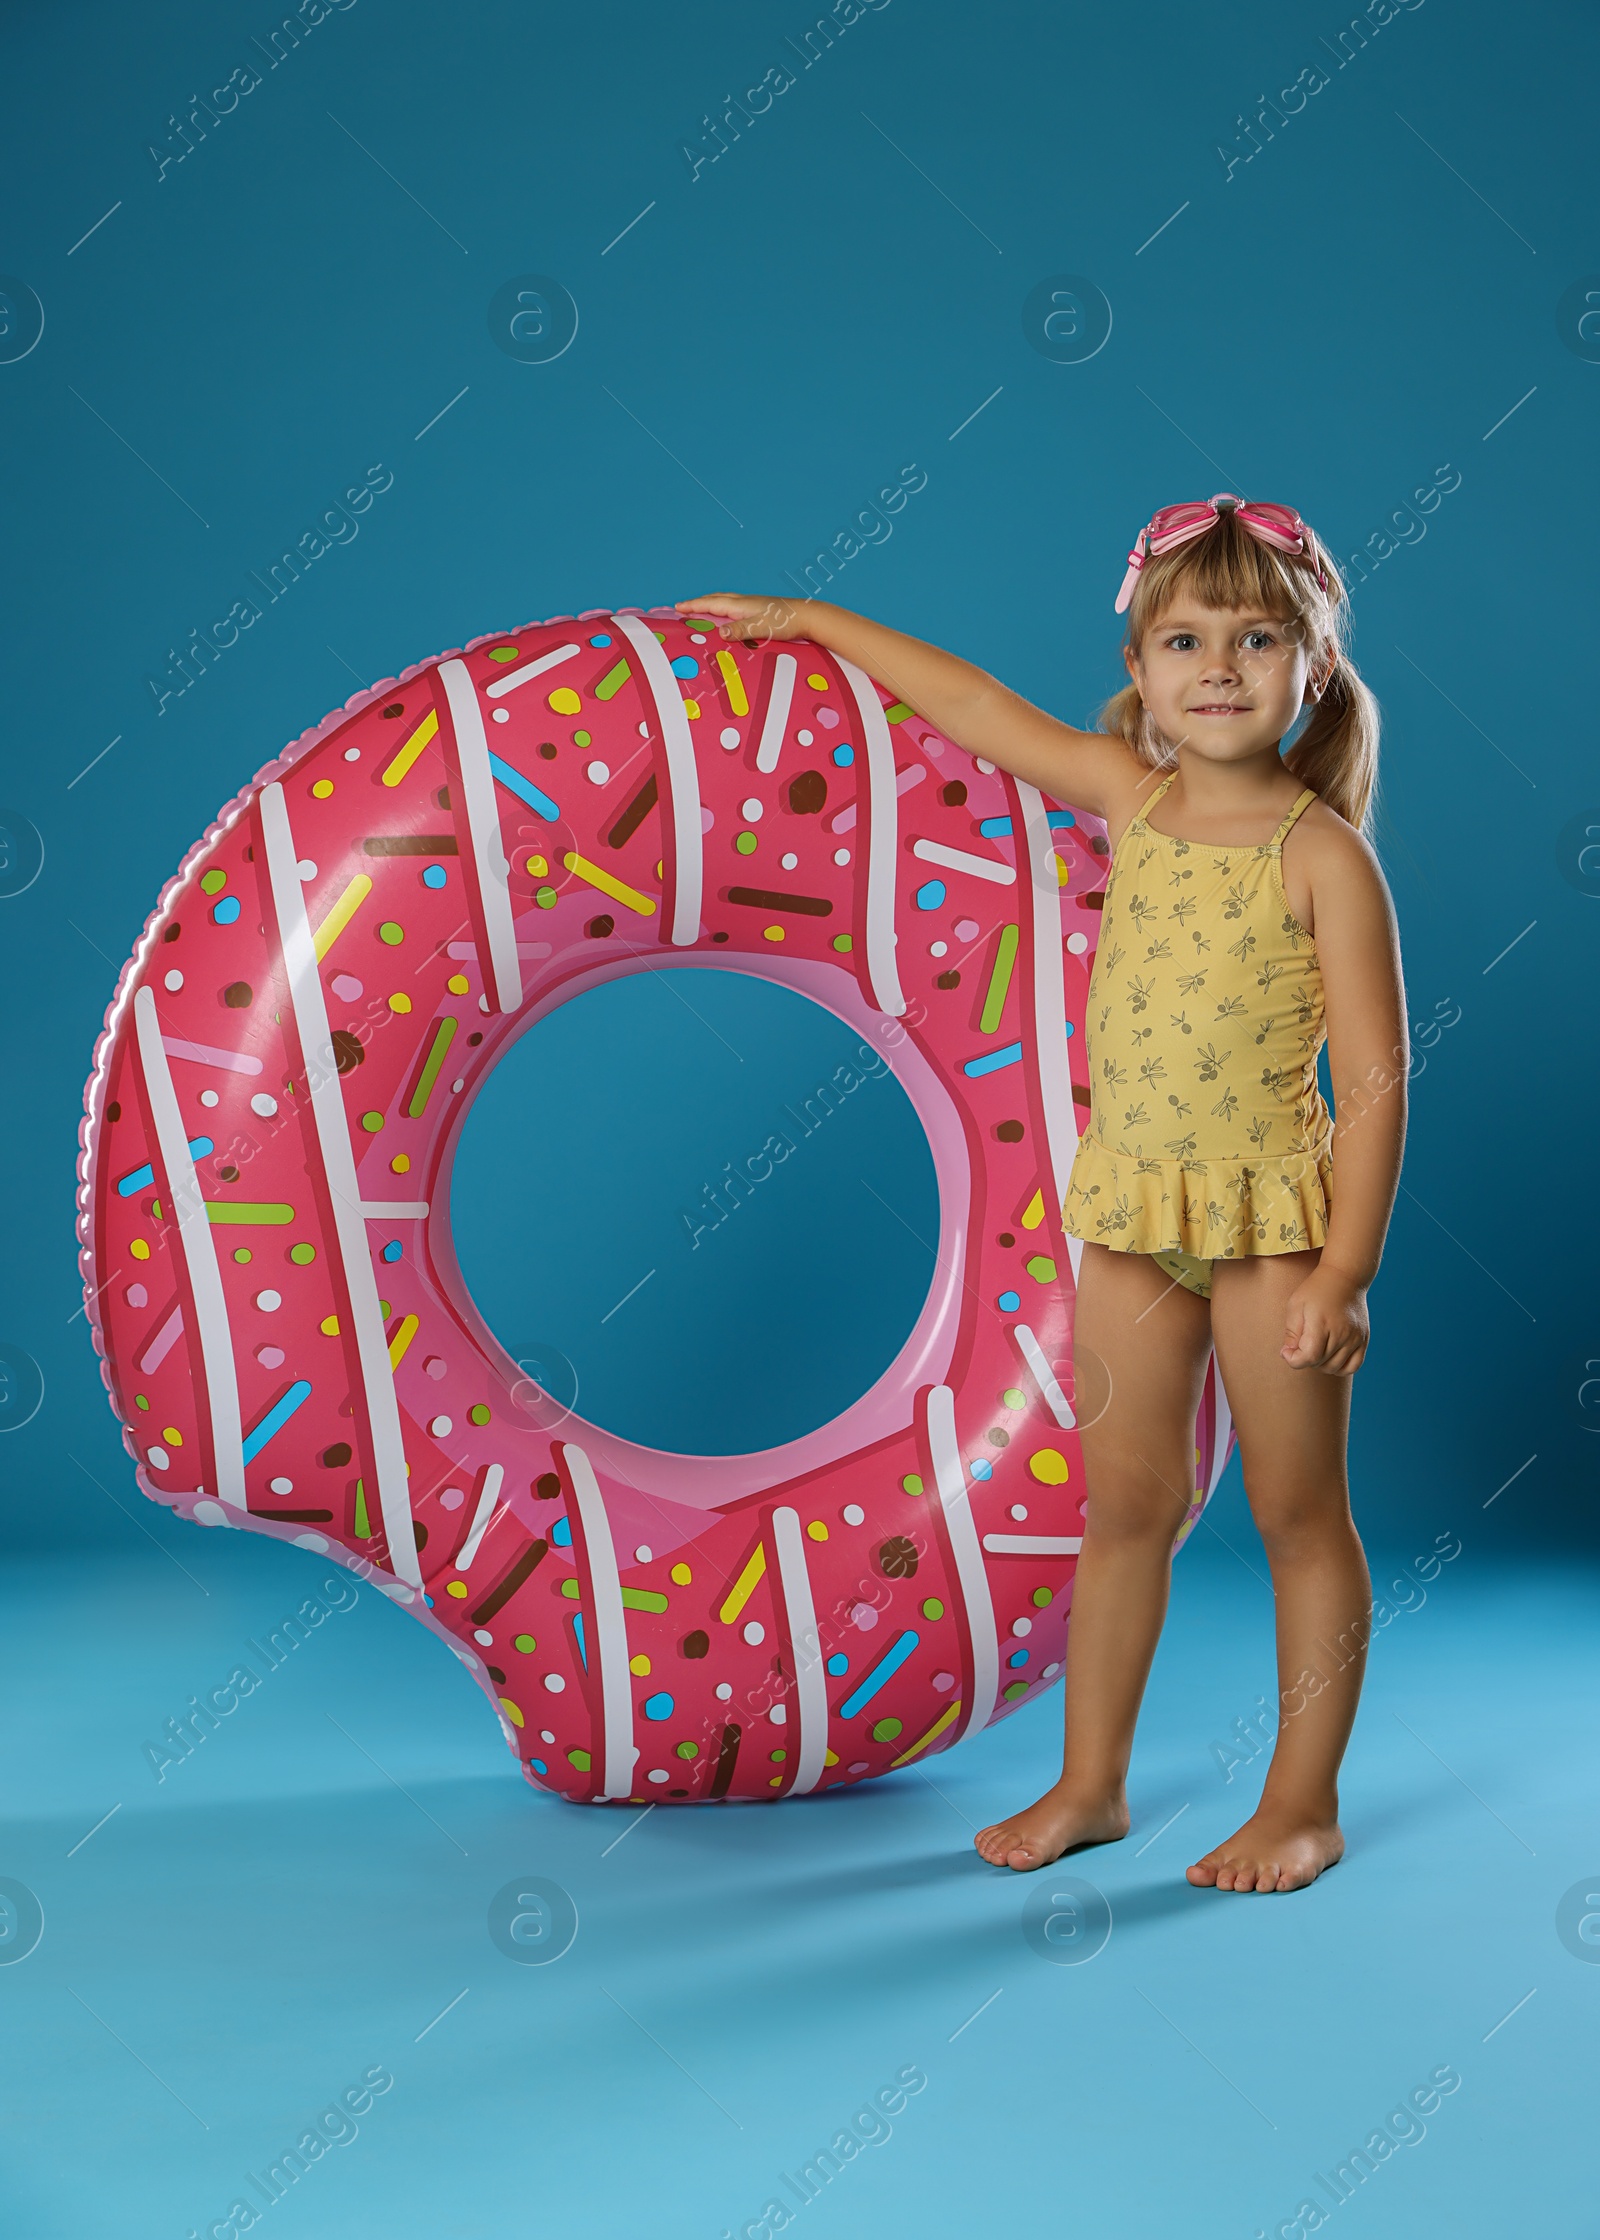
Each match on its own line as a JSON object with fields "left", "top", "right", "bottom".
{"left": 974, "top": 1784, "right": 1130, "bottom": 1872}
{"left": 1186, "top": 1809, "right": 1344, "bottom": 1893}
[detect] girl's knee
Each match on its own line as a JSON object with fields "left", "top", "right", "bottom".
{"left": 1244, "top": 1473, "right": 1355, "bottom": 1554}
{"left": 1079, "top": 1454, "right": 1194, "bottom": 1543}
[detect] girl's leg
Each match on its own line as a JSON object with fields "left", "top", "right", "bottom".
{"left": 975, "top": 1242, "right": 1215, "bottom": 1870}
{"left": 1187, "top": 1248, "right": 1367, "bottom": 1894}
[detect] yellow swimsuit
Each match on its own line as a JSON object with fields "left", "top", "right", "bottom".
{"left": 1061, "top": 770, "right": 1334, "bottom": 1299}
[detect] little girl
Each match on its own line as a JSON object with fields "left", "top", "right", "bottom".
{"left": 681, "top": 493, "right": 1406, "bottom": 1894}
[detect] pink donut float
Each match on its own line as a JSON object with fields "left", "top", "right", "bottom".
{"left": 78, "top": 608, "right": 1233, "bottom": 1804}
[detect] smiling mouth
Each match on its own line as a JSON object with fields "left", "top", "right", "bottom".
{"left": 1188, "top": 703, "right": 1251, "bottom": 715}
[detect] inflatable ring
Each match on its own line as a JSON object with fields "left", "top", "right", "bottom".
{"left": 78, "top": 608, "right": 1233, "bottom": 1804}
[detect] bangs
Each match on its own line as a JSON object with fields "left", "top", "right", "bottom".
{"left": 1128, "top": 511, "right": 1323, "bottom": 637}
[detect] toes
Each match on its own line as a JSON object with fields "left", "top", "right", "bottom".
{"left": 1186, "top": 1859, "right": 1219, "bottom": 1886}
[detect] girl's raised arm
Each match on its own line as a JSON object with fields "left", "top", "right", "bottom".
{"left": 677, "top": 595, "right": 1133, "bottom": 821}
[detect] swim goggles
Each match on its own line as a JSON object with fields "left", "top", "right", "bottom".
{"left": 1115, "top": 494, "right": 1326, "bottom": 612}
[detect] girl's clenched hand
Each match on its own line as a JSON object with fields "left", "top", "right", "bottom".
{"left": 1282, "top": 1268, "right": 1370, "bottom": 1375}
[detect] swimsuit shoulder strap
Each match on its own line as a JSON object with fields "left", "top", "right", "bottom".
{"left": 1270, "top": 787, "right": 1319, "bottom": 847}
{"left": 1126, "top": 767, "right": 1179, "bottom": 833}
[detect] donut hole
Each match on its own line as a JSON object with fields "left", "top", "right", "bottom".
{"left": 451, "top": 968, "right": 939, "bottom": 1455}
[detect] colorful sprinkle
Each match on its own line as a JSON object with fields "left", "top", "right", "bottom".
{"left": 408, "top": 1016, "right": 459, "bottom": 1116}
{"left": 312, "top": 872, "right": 372, "bottom": 961}
{"left": 838, "top": 1629, "right": 919, "bottom": 1717}
{"left": 715, "top": 650, "right": 748, "bottom": 713}
{"left": 561, "top": 850, "right": 656, "bottom": 916}
{"left": 118, "top": 1138, "right": 212, "bottom": 1196}
{"left": 489, "top": 754, "right": 560, "bottom": 821}
{"left": 240, "top": 1380, "right": 312, "bottom": 1462}
{"left": 964, "top": 1042, "right": 1023, "bottom": 1078}
{"left": 381, "top": 709, "right": 437, "bottom": 787}
{"left": 980, "top": 925, "right": 1020, "bottom": 1033}
{"left": 719, "top": 1543, "right": 767, "bottom": 1625}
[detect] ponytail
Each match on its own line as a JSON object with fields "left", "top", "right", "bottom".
{"left": 1282, "top": 650, "right": 1379, "bottom": 833}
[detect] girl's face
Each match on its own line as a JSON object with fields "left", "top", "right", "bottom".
{"left": 1127, "top": 601, "right": 1327, "bottom": 765}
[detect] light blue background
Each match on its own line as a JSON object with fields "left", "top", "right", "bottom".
{"left": 1, "top": 2, "right": 1595, "bottom": 2234}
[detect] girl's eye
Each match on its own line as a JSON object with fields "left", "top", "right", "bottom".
{"left": 1243, "top": 631, "right": 1276, "bottom": 650}
{"left": 1166, "top": 634, "right": 1199, "bottom": 651}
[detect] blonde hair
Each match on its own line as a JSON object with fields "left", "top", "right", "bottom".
{"left": 1097, "top": 507, "right": 1379, "bottom": 832}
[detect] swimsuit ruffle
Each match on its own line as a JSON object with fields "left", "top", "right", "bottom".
{"left": 1062, "top": 1132, "right": 1334, "bottom": 1260}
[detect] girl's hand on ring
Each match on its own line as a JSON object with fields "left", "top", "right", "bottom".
{"left": 675, "top": 594, "right": 809, "bottom": 642}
